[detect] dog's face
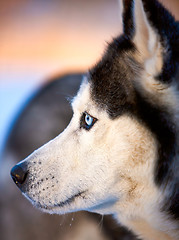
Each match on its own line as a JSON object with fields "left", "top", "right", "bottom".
{"left": 11, "top": 0, "right": 179, "bottom": 230}
{"left": 16, "top": 79, "right": 157, "bottom": 217}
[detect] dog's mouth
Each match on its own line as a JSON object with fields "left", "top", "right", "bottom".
{"left": 32, "top": 190, "right": 86, "bottom": 211}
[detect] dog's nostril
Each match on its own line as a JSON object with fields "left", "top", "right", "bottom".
{"left": 10, "top": 165, "right": 28, "bottom": 185}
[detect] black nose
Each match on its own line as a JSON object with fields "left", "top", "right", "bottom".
{"left": 10, "top": 163, "right": 28, "bottom": 185}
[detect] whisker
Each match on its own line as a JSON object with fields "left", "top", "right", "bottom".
{"left": 97, "top": 214, "right": 104, "bottom": 233}
{"left": 59, "top": 214, "right": 66, "bottom": 227}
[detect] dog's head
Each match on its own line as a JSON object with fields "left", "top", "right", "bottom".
{"left": 11, "top": 0, "right": 179, "bottom": 222}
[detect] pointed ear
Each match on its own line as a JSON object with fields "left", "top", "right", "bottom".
{"left": 119, "top": 0, "right": 134, "bottom": 37}
{"left": 121, "top": 0, "right": 163, "bottom": 76}
{"left": 133, "top": 0, "right": 161, "bottom": 65}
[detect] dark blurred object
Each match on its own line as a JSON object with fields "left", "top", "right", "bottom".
{"left": 0, "top": 73, "right": 137, "bottom": 240}
{"left": 5, "top": 73, "right": 82, "bottom": 159}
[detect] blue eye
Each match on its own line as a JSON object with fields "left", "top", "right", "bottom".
{"left": 85, "top": 114, "right": 93, "bottom": 126}
{"left": 80, "top": 112, "right": 97, "bottom": 130}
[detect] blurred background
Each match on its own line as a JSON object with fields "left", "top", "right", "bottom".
{"left": 0, "top": 0, "right": 179, "bottom": 239}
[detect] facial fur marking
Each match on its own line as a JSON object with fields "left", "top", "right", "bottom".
{"left": 134, "top": 89, "right": 177, "bottom": 186}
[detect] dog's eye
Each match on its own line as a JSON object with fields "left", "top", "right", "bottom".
{"left": 80, "top": 112, "right": 97, "bottom": 130}
{"left": 85, "top": 114, "right": 93, "bottom": 126}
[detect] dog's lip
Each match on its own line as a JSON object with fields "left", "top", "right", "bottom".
{"left": 36, "top": 190, "right": 86, "bottom": 210}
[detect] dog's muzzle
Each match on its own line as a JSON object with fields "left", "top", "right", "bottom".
{"left": 10, "top": 162, "right": 28, "bottom": 187}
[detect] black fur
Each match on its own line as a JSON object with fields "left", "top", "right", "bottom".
{"left": 122, "top": 0, "right": 134, "bottom": 37}
{"left": 90, "top": 35, "right": 138, "bottom": 119}
{"left": 90, "top": 0, "right": 179, "bottom": 221}
{"left": 134, "top": 91, "right": 179, "bottom": 221}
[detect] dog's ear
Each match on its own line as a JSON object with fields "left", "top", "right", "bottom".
{"left": 120, "top": 0, "right": 179, "bottom": 83}
{"left": 121, "top": 0, "right": 162, "bottom": 77}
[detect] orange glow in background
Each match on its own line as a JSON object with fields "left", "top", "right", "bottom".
{"left": 0, "top": 0, "right": 178, "bottom": 82}
{"left": 0, "top": 0, "right": 121, "bottom": 83}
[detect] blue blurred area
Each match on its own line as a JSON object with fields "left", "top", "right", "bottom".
{"left": 0, "top": 80, "right": 40, "bottom": 158}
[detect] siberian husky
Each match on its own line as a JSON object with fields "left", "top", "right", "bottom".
{"left": 11, "top": 0, "right": 179, "bottom": 239}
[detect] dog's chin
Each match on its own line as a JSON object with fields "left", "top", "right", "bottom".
{"left": 35, "top": 203, "right": 78, "bottom": 215}
{"left": 22, "top": 190, "right": 118, "bottom": 216}
{"left": 38, "top": 196, "right": 118, "bottom": 216}
{"left": 22, "top": 190, "right": 87, "bottom": 214}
